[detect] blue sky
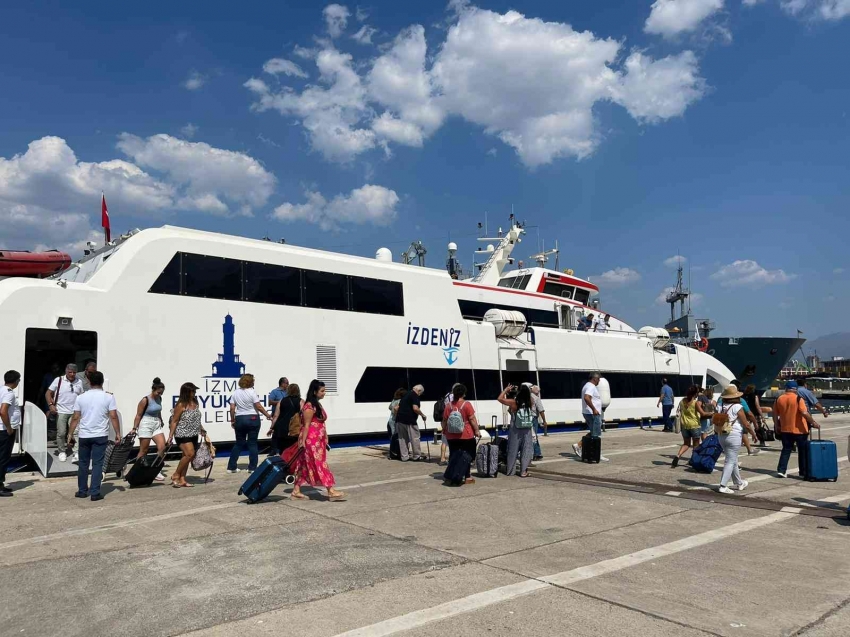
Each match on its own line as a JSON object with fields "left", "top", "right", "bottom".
{"left": 1, "top": 0, "right": 848, "bottom": 340}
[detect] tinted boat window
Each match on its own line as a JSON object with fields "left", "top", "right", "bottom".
{"left": 303, "top": 270, "right": 349, "bottom": 311}
{"left": 574, "top": 289, "right": 591, "bottom": 305}
{"left": 244, "top": 262, "right": 301, "bottom": 306}
{"left": 350, "top": 276, "right": 404, "bottom": 316}
{"left": 149, "top": 253, "right": 181, "bottom": 295}
{"left": 183, "top": 254, "right": 242, "bottom": 301}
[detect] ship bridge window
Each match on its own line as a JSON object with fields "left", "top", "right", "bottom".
{"left": 574, "top": 288, "right": 591, "bottom": 305}
{"left": 150, "top": 251, "right": 404, "bottom": 317}
{"left": 542, "top": 281, "right": 575, "bottom": 299}
{"left": 498, "top": 274, "right": 531, "bottom": 290}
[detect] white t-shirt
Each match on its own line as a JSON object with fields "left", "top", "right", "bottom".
{"left": 232, "top": 388, "right": 261, "bottom": 416}
{"left": 531, "top": 394, "right": 545, "bottom": 417}
{"left": 720, "top": 403, "right": 744, "bottom": 434}
{"left": 73, "top": 389, "right": 118, "bottom": 438}
{"left": 0, "top": 386, "right": 21, "bottom": 431}
{"left": 581, "top": 382, "right": 602, "bottom": 415}
{"left": 592, "top": 317, "right": 607, "bottom": 333}
{"left": 48, "top": 376, "right": 84, "bottom": 414}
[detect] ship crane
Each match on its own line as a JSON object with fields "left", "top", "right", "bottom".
{"left": 401, "top": 240, "right": 427, "bottom": 267}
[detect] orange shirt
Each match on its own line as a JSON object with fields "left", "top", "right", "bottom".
{"left": 773, "top": 391, "right": 809, "bottom": 435}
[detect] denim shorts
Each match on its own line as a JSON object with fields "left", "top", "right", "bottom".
{"left": 583, "top": 413, "right": 603, "bottom": 437}
{"left": 682, "top": 428, "right": 701, "bottom": 442}
{"left": 699, "top": 419, "right": 713, "bottom": 435}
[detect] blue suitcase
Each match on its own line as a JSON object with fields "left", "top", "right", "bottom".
{"left": 804, "top": 428, "right": 838, "bottom": 482}
{"left": 689, "top": 434, "right": 723, "bottom": 473}
{"left": 238, "top": 452, "right": 300, "bottom": 503}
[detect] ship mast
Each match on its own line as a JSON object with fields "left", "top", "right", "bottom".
{"left": 472, "top": 215, "right": 525, "bottom": 285}
{"left": 666, "top": 260, "right": 689, "bottom": 324}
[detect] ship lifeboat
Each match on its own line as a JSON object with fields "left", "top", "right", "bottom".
{"left": 0, "top": 250, "right": 72, "bottom": 277}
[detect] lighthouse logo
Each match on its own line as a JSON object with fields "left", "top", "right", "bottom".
{"left": 209, "top": 314, "right": 246, "bottom": 378}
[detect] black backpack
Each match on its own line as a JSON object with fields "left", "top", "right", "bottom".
{"left": 433, "top": 394, "right": 448, "bottom": 421}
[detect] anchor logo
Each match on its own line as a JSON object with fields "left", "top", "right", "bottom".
{"left": 442, "top": 347, "right": 459, "bottom": 366}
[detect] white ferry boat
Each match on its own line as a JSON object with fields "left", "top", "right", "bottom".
{"left": 0, "top": 222, "right": 734, "bottom": 475}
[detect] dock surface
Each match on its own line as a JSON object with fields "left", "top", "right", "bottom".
{"left": 3, "top": 417, "right": 850, "bottom": 636}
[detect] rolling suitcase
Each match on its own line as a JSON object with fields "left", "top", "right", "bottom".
{"left": 476, "top": 440, "right": 499, "bottom": 478}
{"left": 581, "top": 434, "right": 601, "bottom": 463}
{"left": 688, "top": 434, "right": 722, "bottom": 473}
{"left": 804, "top": 427, "right": 838, "bottom": 482}
{"left": 103, "top": 432, "right": 136, "bottom": 477}
{"left": 125, "top": 446, "right": 170, "bottom": 487}
{"left": 389, "top": 433, "right": 401, "bottom": 460}
{"left": 444, "top": 449, "right": 472, "bottom": 486}
{"left": 239, "top": 456, "right": 287, "bottom": 503}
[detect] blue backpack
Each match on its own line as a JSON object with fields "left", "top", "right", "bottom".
{"left": 689, "top": 434, "right": 723, "bottom": 473}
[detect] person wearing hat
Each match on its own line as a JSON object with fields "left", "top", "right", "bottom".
{"left": 774, "top": 380, "right": 819, "bottom": 479}
{"left": 715, "top": 385, "right": 754, "bottom": 494}
{"left": 167, "top": 381, "right": 205, "bottom": 487}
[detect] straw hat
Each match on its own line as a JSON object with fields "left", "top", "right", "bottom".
{"left": 720, "top": 385, "right": 742, "bottom": 400}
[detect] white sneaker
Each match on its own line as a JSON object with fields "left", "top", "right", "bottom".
{"left": 72, "top": 452, "right": 79, "bottom": 462}
{"left": 572, "top": 443, "right": 580, "bottom": 456}
{"left": 718, "top": 486, "right": 735, "bottom": 494}
{"left": 738, "top": 480, "right": 749, "bottom": 492}
{"left": 226, "top": 469, "right": 242, "bottom": 474}
{"left": 58, "top": 452, "right": 67, "bottom": 462}
{"left": 748, "top": 449, "right": 761, "bottom": 456}
{"left": 776, "top": 472, "right": 787, "bottom": 478}
{"left": 154, "top": 473, "right": 165, "bottom": 482}
{"left": 600, "top": 456, "right": 611, "bottom": 462}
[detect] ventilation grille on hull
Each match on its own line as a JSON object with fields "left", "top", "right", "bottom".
{"left": 316, "top": 345, "right": 338, "bottom": 394}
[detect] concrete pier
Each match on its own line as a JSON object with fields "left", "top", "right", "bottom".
{"left": 2, "top": 416, "right": 850, "bottom": 636}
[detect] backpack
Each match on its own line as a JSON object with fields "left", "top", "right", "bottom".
{"left": 433, "top": 394, "right": 449, "bottom": 421}
{"left": 446, "top": 403, "right": 465, "bottom": 434}
{"left": 712, "top": 405, "right": 734, "bottom": 435}
{"left": 514, "top": 407, "right": 534, "bottom": 429}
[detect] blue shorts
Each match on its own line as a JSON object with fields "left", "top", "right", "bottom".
{"left": 682, "top": 428, "right": 701, "bottom": 442}
{"left": 583, "top": 413, "right": 603, "bottom": 437}
{"left": 700, "top": 419, "right": 713, "bottom": 435}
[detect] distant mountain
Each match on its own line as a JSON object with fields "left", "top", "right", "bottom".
{"left": 804, "top": 332, "right": 850, "bottom": 360}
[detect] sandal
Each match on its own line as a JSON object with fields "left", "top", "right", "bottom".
{"left": 290, "top": 492, "right": 307, "bottom": 500}
{"left": 463, "top": 477, "right": 476, "bottom": 484}
{"left": 519, "top": 472, "right": 530, "bottom": 478}
{"left": 328, "top": 491, "right": 347, "bottom": 501}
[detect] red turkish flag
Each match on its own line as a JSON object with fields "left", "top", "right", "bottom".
{"left": 101, "top": 193, "right": 111, "bottom": 243}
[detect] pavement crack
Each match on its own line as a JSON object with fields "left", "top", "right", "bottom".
{"left": 791, "top": 594, "right": 850, "bottom": 636}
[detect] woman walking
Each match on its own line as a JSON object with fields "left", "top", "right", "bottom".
{"left": 268, "top": 383, "right": 303, "bottom": 455}
{"left": 697, "top": 387, "right": 716, "bottom": 441}
{"left": 715, "top": 385, "right": 753, "bottom": 494}
{"left": 497, "top": 384, "right": 534, "bottom": 478}
{"left": 290, "top": 380, "right": 346, "bottom": 501}
{"left": 671, "top": 385, "right": 702, "bottom": 467}
{"left": 387, "top": 388, "right": 405, "bottom": 438}
{"left": 166, "top": 382, "right": 204, "bottom": 488}
{"left": 130, "top": 377, "right": 167, "bottom": 482}
{"left": 228, "top": 374, "right": 272, "bottom": 474}
{"left": 441, "top": 383, "right": 480, "bottom": 486}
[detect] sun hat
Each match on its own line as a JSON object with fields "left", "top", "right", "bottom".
{"left": 719, "top": 385, "right": 743, "bottom": 400}
{"left": 785, "top": 380, "right": 798, "bottom": 390}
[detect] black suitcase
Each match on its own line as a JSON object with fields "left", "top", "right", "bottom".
{"left": 581, "top": 434, "right": 601, "bottom": 463}
{"left": 443, "top": 449, "right": 472, "bottom": 486}
{"left": 125, "top": 449, "right": 168, "bottom": 487}
{"left": 103, "top": 432, "right": 136, "bottom": 477}
{"left": 389, "top": 433, "right": 401, "bottom": 460}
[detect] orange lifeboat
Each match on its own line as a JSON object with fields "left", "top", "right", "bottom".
{"left": 0, "top": 250, "right": 72, "bottom": 277}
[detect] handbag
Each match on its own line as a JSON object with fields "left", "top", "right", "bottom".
{"left": 191, "top": 434, "right": 216, "bottom": 483}
{"left": 673, "top": 401, "right": 682, "bottom": 434}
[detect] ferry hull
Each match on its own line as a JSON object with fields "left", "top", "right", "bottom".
{"left": 707, "top": 337, "right": 804, "bottom": 393}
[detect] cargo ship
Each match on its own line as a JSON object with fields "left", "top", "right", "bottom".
{"left": 663, "top": 264, "right": 803, "bottom": 393}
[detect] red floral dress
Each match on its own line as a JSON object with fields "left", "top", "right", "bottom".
{"left": 292, "top": 405, "right": 335, "bottom": 488}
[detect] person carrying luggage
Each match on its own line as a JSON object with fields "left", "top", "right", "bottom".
{"left": 498, "top": 383, "right": 534, "bottom": 477}
{"left": 714, "top": 385, "right": 753, "bottom": 494}
{"left": 228, "top": 374, "right": 272, "bottom": 474}
{"left": 441, "top": 383, "right": 480, "bottom": 486}
{"left": 672, "top": 386, "right": 702, "bottom": 468}
{"left": 774, "top": 381, "right": 819, "bottom": 479}
{"left": 267, "top": 383, "right": 303, "bottom": 456}
{"left": 130, "top": 377, "right": 168, "bottom": 482}
{"left": 573, "top": 372, "right": 609, "bottom": 462}
{"left": 66, "top": 371, "right": 121, "bottom": 501}
{"left": 289, "top": 380, "right": 346, "bottom": 502}
{"left": 697, "top": 387, "right": 716, "bottom": 442}
{"left": 167, "top": 382, "right": 205, "bottom": 488}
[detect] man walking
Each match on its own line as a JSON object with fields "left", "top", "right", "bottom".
{"left": 396, "top": 385, "right": 427, "bottom": 462}
{"left": 657, "top": 378, "right": 675, "bottom": 432}
{"left": 66, "top": 371, "right": 120, "bottom": 501}
{"left": 573, "top": 373, "right": 609, "bottom": 461}
{"left": 79, "top": 361, "right": 97, "bottom": 392}
{"left": 0, "top": 370, "right": 22, "bottom": 497}
{"left": 796, "top": 379, "right": 829, "bottom": 419}
{"left": 774, "top": 380, "right": 819, "bottom": 478}
{"left": 45, "top": 363, "right": 83, "bottom": 462}
{"left": 268, "top": 377, "right": 289, "bottom": 418}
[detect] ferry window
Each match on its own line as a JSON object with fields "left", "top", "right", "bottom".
{"left": 542, "top": 281, "right": 572, "bottom": 298}
{"left": 243, "top": 262, "right": 301, "bottom": 306}
{"left": 354, "top": 367, "right": 410, "bottom": 403}
{"left": 149, "top": 253, "right": 181, "bottom": 295}
{"left": 350, "top": 276, "right": 404, "bottom": 316}
{"left": 574, "top": 289, "right": 591, "bottom": 305}
{"left": 512, "top": 275, "right": 531, "bottom": 289}
{"left": 497, "top": 278, "right": 515, "bottom": 288}
{"left": 303, "top": 270, "right": 349, "bottom": 311}
{"left": 183, "top": 254, "right": 243, "bottom": 301}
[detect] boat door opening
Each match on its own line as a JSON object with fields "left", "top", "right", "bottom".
{"left": 23, "top": 328, "right": 97, "bottom": 476}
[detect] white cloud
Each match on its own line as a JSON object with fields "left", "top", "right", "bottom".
{"left": 645, "top": 0, "right": 725, "bottom": 38}
{"left": 589, "top": 267, "right": 642, "bottom": 287}
{"left": 352, "top": 25, "right": 377, "bottom": 44}
{"left": 778, "top": 0, "right": 850, "bottom": 19}
{"left": 263, "top": 58, "right": 308, "bottom": 78}
{"left": 180, "top": 123, "right": 199, "bottom": 139}
{"left": 742, "top": 0, "right": 765, "bottom": 5}
{"left": 487, "top": 148, "right": 498, "bottom": 157}
{"left": 116, "top": 133, "right": 276, "bottom": 214}
{"left": 355, "top": 6, "right": 369, "bottom": 21}
{"left": 271, "top": 184, "right": 399, "bottom": 230}
{"left": 0, "top": 135, "right": 280, "bottom": 252}
{"left": 183, "top": 71, "right": 207, "bottom": 90}
{"left": 248, "top": 5, "right": 707, "bottom": 167}
{"left": 663, "top": 255, "right": 687, "bottom": 267}
{"left": 818, "top": 0, "right": 850, "bottom": 19}
{"left": 324, "top": 4, "right": 350, "bottom": 38}
{"left": 293, "top": 45, "right": 318, "bottom": 60}
{"left": 833, "top": 267, "right": 844, "bottom": 274}
{"left": 709, "top": 260, "right": 794, "bottom": 287}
